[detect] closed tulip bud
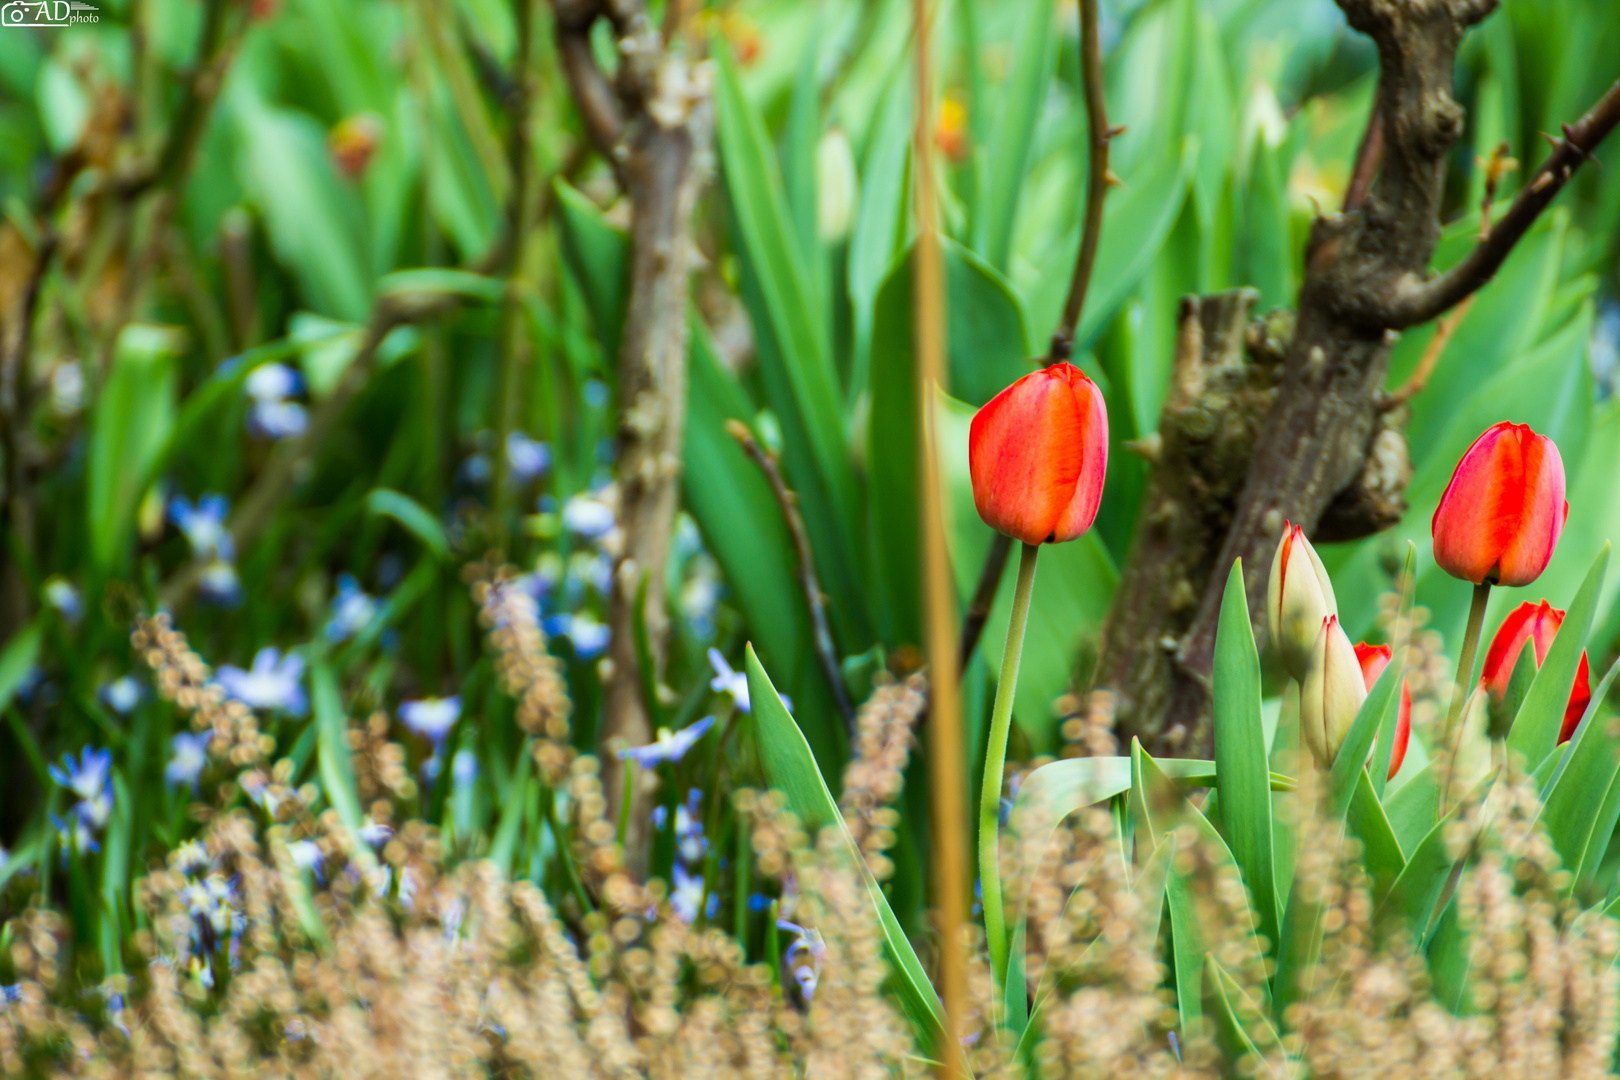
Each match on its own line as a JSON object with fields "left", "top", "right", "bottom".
{"left": 969, "top": 364, "right": 1108, "bottom": 546}
{"left": 1354, "top": 642, "right": 1411, "bottom": 781}
{"left": 1301, "top": 616, "right": 1365, "bottom": 769}
{"left": 1481, "top": 600, "right": 1592, "bottom": 744}
{"left": 1432, "top": 422, "right": 1568, "bottom": 587}
{"left": 1267, "top": 522, "right": 1338, "bottom": 682}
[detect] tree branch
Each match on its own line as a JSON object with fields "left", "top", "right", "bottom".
{"left": 1378, "top": 79, "right": 1620, "bottom": 328}
{"left": 960, "top": 0, "right": 1114, "bottom": 671}
{"left": 726, "top": 421, "right": 856, "bottom": 738}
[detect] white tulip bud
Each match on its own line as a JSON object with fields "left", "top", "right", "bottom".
{"left": 1301, "top": 615, "right": 1366, "bottom": 769}
{"left": 1267, "top": 521, "right": 1338, "bottom": 682}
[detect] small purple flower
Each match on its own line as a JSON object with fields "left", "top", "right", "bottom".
{"left": 710, "top": 649, "right": 787, "bottom": 714}
{"left": 170, "top": 494, "right": 235, "bottom": 563}
{"left": 286, "top": 840, "right": 323, "bottom": 872}
{"left": 620, "top": 716, "right": 717, "bottom": 769}
{"left": 50, "top": 747, "right": 111, "bottom": 804}
{"left": 99, "top": 676, "right": 144, "bottom": 715}
{"left": 563, "top": 495, "right": 616, "bottom": 540}
{"left": 547, "top": 613, "right": 610, "bottom": 660}
{"left": 670, "top": 863, "right": 707, "bottom": 924}
{"left": 506, "top": 431, "right": 551, "bottom": 483}
{"left": 217, "top": 649, "right": 307, "bottom": 715}
{"left": 53, "top": 812, "right": 99, "bottom": 855}
{"left": 167, "top": 732, "right": 210, "bottom": 790}
{"left": 246, "top": 364, "right": 307, "bottom": 440}
{"left": 325, "top": 574, "right": 377, "bottom": 642}
{"left": 399, "top": 696, "right": 460, "bottom": 744}
{"left": 245, "top": 362, "right": 301, "bottom": 401}
{"left": 359, "top": 819, "right": 392, "bottom": 846}
{"left": 777, "top": 919, "right": 825, "bottom": 1002}
{"left": 198, "top": 558, "right": 242, "bottom": 606}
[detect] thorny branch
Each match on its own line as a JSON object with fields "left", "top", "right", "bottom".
{"left": 958, "top": 0, "right": 1115, "bottom": 673}
{"left": 726, "top": 421, "right": 856, "bottom": 737}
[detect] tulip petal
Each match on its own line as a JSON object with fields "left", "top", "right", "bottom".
{"left": 1050, "top": 369, "right": 1109, "bottom": 543}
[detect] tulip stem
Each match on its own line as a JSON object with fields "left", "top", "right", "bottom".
{"left": 1440, "top": 581, "right": 1491, "bottom": 809}
{"left": 979, "top": 540, "right": 1039, "bottom": 985}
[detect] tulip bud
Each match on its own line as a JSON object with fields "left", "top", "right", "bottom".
{"left": 1354, "top": 642, "right": 1411, "bottom": 782}
{"left": 1481, "top": 600, "right": 1593, "bottom": 744}
{"left": 969, "top": 364, "right": 1108, "bottom": 546}
{"left": 1301, "top": 616, "right": 1366, "bottom": 769}
{"left": 1267, "top": 522, "right": 1338, "bottom": 682}
{"left": 1432, "top": 422, "right": 1568, "bottom": 587}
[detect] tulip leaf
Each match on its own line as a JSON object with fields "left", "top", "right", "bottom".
{"left": 553, "top": 179, "right": 628, "bottom": 365}
{"left": 1377, "top": 777, "right": 1490, "bottom": 944}
{"left": 87, "top": 326, "right": 180, "bottom": 575}
{"left": 1382, "top": 761, "right": 1440, "bottom": 856}
{"left": 312, "top": 662, "right": 376, "bottom": 872}
{"left": 745, "top": 646, "right": 947, "bottom": 1052}
{"left": 1347, "top": 770, "right": 1406, "bottom": 901}
{"left": 846, "top": 69, "right": 911, "bottom": 394}
{"left": 1211, "top": 559, "right": 1281, "bottom": 956}
{"left": 1204, "top": 954, "right": 1282, "bottom": 1075}
{"left": 365, "top": 489, "right": 450, "bottom": 561}
{"left": 0, "top": 620, "right": 43, "bottom": 718}
{"left": 1506, "top": 543, "right": 1609, "bottom": 770}
{"left": 1371, "top": 542, "right": 1417, "bottom": 798}
{"left": 1540, "top": 654, "right": 1620, "bottom": 894}
{"left": 972, "top": 0, "right": 1058, "bottom": 272}
{"left": 1329, "top": 647, "right": 1407, "bottom": 819}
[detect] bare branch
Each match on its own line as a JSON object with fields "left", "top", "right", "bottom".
{"left": 1379, "top": 79, "right": 1620, "bottom": 328}
{"left": 1048, "top": 0, "right": 1113, "bottom": 362}
{"left": 727, "top": 420, "right": 856, "bottom": 738}
{"left": 555, "top": 11, "right": 627, "bottom": 167}
{"left": 1343, "top": 95, "right": 1383, "bottom": 212}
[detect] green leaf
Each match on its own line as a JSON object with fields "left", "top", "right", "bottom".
{"left": 365, "top": 488, "right": 450, "bottom": 560}
{"left": 1541, "top": 654, "right": 1620, "bottom": 892}
{"left": 1329, "top": 646, "right": 1407, "bottom": 818}
{"left": 1241, "top": 136, "right": 1294, "bottom": 311}
{"left": 868, "top": 243, "right": 1030, "bottom": 644}
{"left": 553, "top": 179, "right": 629, "bottom": 364}
{"left": 715, "top": 44, "right": 862, "bottom": 644}
{"left": 1347, "top": 770, "right": 1406, "bottom": 900}
{"left": 0, "top": 621, "right": 43, "bottom": 717}
{"left": 1378, "top": 779, "right": 1487, "bottom": 943}
{"left": 312, "top": 662, "right": 372, "bottom": 868}
{"left": 846, "top": 71, "right": 912, "bottom": 394}
{"left": 233, "top": 93, "right": 373, "bottom": 322}
{"left": 1203, "top": 954, "right": 1280, "bottom": 1075}
{"left": 1507, "top": 543, "right": 1609, "bottom": 769}
{"left": 87, "top": 325, "right": 180, "bottom": 575}
{"left": 489, "top": 740, "right": 533, "bottom": 877}
{"left": 683, "top": 325, "right": 843, "bottom": 775}
{"left": 781, "top": 30, "right": 822, "bottom": 273}
{"left": 1371, "top": 542, "right": 1418, "bottom": 798}
{"left": 1383, "top": 761, "right": 1439, "bottom": 856}
{"left": 972, "top": 0, "right": 1057, "bottom": 271}
{"left": 1211, "top": 559, "right": 1281, "bottom": 954}
{"left": 745, "top": 647, "right": 946, "bottom": 1049}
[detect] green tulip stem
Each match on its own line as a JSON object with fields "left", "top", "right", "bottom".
{"left": 1440, "top": 580, "right": 1491, "bottom": 809}
{"left": 979, "top": 539, "right": 1040, "bottom": 984}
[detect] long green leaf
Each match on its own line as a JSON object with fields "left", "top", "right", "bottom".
{"left": 745, "top": 647, "right": 947, "bottom": 1050}
{"left": 972, "top": 0, "right": 1058, "bottom": 271}
{"left": 1377, "top": 779, "right": 1488, "bottom": 942}
{"left": 365, "top": 488, "right": 450, "bottom": 560}
{"left": 553, "top": 179, "right": 628, "bottom": 364}
{"left": 87, "top": 326, "right": 179, "bottom": 574}
{"left": 1211, "top": 559, "right": 1280, "bottom": 954}
{"left": 1507, "top": 543, "right": 1608, "bottom": 768}
{"left": 1542, "top": 654, "right": 1620, "bottom": 892}
{"left": 1347, "top": 770, "right": 1406, "bottom": 900}
{"left": 0, "top": 621, "right": 43, "bottom": 716}
{"left": 312, "top": 662, "right": 375, "bottom": 870}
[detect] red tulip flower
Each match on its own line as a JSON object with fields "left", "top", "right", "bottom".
{"left": 1481, "top": 600, "right": 1593, "bottom": 744}
{"left": 969, "top": 364, "right": 1108, "bottom": 546}
{"left": 1354, "top": 642, "right": 1411, "bottom": 781}
{"left": 1432, "top": 422, "right": 1567, "bottom": 587}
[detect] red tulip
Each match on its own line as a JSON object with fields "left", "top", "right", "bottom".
{"left": 1354, "top": 642, "right": 1411, "bottom": 781}
{"left": 1267, "top": 523, "right": 1338, "bottom": 683}
{"left": 1432, "top": 422, "right": 1567, "bottom": 587}
{"left": 969, "top": 364, "right": 1108, "bottom": 546}
{"left": 1481, "top": 600, "right": 1593, "bottom": 744}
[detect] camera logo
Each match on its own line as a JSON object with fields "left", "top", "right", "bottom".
{"left": 2, "top": 1, "right": 100, "bottom": 26}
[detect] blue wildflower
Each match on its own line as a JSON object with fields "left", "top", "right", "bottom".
{"left": 99, "top": 675, "right": 144, "bottom": 715}
{"left": 198, "top": 558, "right": 243, "bottom": 606}
{"left": 245, "top": 364, "right": 307, "bottom": 440}
{"left": 562, "top": 494, "right": 616, "bottom": 540}
{"left": 506, "top": 431, "right": 551, "bottom": 483}
{"left": 452, "top": 748, "right": 479, "bottom": 784}
{"left": 50, "top": 747, "right": 111, "bottom": 804}
{"left": 286, "top": 839, "right": 323, "bottom": 873}
{"left": 326, "top": 574, "right": 378, "bottom": 642}
{"left": 620, "top": 716, "right": 717, "bottom": 769}
{"left": 710, "top": 649, "right": 788, "bottom": 714}
{"left": 170, "top": 494, "right": 235, "bottom": 563}
{"left": 777, "top": 919, "right": 825, "bottom": 1002}
{"left": 217, "top": 648, "right": 307, "bottom": 715}
{"left": 43, "top": 577, "right": 81, "bottom": 622}
{"left": 167, "top": 732, "right": 210, "bottom": 790}
{"left": 53, "top": 811, "right": 99, "bottom": 855}
{"left": 399, "top": 696, "right": 461, "bottom": 744}
{"left": 670, "top": 863, "right": 708, "bottom": 923}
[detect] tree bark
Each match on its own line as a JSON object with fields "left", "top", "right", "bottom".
{"left": 1097, "top": 0, "right": 1620, "bottom": 754}
{"left": 553, "top": 0, "right": 713, "bottom": 861}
